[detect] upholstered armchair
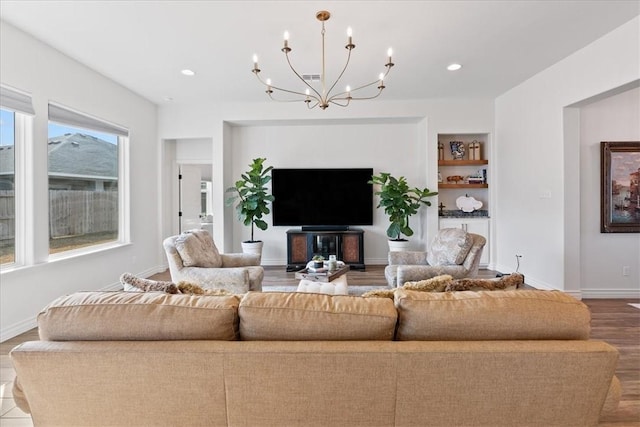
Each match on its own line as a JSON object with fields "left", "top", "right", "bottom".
{"left": 385, "top": 228, "right": 486, "bottom": 287}
{"left": 163, "top": 229, "right": 263, "bottom": 293}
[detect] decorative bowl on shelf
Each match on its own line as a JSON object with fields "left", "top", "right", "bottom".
{"left": 456, "top": 195, "right": 483, "bottom": 212}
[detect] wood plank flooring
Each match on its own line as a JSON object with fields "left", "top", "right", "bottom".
{"left": 1, "top": 265, "right": 638, "bottom": 426}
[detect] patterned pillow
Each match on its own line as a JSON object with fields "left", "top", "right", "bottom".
{"left": 426, "top": 228, "right": 473, "bottom": 266}
{"left": 120, "top": 273, "right": 178, "bottom": 293}
{"left": 175, "top": 229, "right": 222, "bottom": 268}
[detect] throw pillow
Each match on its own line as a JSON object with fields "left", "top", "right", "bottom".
{"left": 426, "top": 228, "right": 473, "bottom": 266}
{"left": 174, "top": 229, "right": 222, "bottom": 268}
{"left": 445, "top": 273, "right": 524, "bottom": 291}
{"left": 177, "top": 281, "right": 234, "bottom": 296}
{"left": 403, "top": 274, "right": 454, "bottom": 292}
{"left": 120, "top": 273, "right": 178, "bottom": 293}
{"left": 361, "top": 289, "right": 395, "bottom": 299}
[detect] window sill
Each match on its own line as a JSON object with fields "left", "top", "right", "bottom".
{"left": 1, "top": 241, "right": 132, "bottom": 276}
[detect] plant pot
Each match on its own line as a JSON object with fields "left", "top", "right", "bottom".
{"left": 241, "top": 241, "right": 263, "bottom": 262}
{"left": 388, "top": 239, "right": 410, "bottom": 252}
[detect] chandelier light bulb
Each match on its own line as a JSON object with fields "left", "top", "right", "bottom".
{"left": 379, "top": 73, "right": 384, "bottom": 81}
{"left": 283, "top": 31, "right": 290, "bottom": 49}
{"left": 266, "top": 78, "right": 272, "bottom": 86}
{"left": 347, "top": 27, "right": 353, "bottom": 37}
{"left": 346, "top": 85, "right": 351, "bottom": 93}
{"left": 253, "top": 54, "right": 258, "bottom": 63}
{"left": 305, "top": 88, "right": 310, "bottom": 95}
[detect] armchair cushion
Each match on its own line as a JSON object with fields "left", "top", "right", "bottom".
{"left": 175, "top": 229, "right": 222, "bottom": 268}
{"left": 426, "top": 228, "right": 473, "bottom": 266}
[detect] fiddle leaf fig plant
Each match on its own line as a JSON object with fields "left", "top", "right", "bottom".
{"left": 369, "top": 172, "right": 438, "bottom": 241}
{"left": 225, "top": 158, "right": 275, "bottom": 243}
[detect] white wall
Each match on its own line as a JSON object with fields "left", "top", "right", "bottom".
{"left": 158, "top": 100, "right": 495, "bottom": 265}
{"left": 495, "top": 17, "right": 639, "bottom": 297}
{"left": 0, "top": 23, "right": 161, "bottom": 340}
{"left": 579, "top": 87, "right": 640, "bottom": 297}
{"left": 228, "top": 122, "right": 421, "bottom": 265}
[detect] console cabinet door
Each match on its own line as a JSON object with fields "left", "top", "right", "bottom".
{"left": 288, "top": 233, "right": 308, "bottom": 264}
{"left": 341, "top": 234, "right": 362, "bottom": 264}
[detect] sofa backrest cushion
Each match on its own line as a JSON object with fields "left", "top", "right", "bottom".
{"left": 426, "top": 228, "right": 474, "bottom": 265}
{"left": 38, "top": 291, "right": 240, "bottom": 341}
{"left": 239, "top": 292, "right": 397, "bottom": 340}
{"left": 394, "top": 289, "right": 590, "bottom": 341}
{"left": 174, "top": 229, "right": 222, "bottom": 268}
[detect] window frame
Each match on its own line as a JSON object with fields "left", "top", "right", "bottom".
{"left": 46, "top": 103, "right": 130, "bottom": 259}
{"left": 0, "top": 85, "right": 35, "bottom": 269}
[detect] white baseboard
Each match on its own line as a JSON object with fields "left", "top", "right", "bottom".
{"left": 580, "top": 289, "right": 640, "bottom": 299}
{"left": 0, "top": 316, "right": 37, "bottom": 343}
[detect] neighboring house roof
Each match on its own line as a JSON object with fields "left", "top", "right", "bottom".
{"left": 0, "top": 133, "right": 117, "bottom": 178}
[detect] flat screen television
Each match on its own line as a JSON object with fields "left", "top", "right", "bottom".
{"left": 271, "top": 168, "right": 373, "bottom": 228}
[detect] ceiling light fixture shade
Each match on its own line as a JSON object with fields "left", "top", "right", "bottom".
{"left": 252, "top": 10, "right": 394, "bottom": 110}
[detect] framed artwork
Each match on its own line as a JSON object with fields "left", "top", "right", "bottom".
{"left": 600, "top": 141, "right": 640, "bottom": 233}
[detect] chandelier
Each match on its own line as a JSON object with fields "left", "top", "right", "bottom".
{"left": 251, "top": 10, "right": 394, "bottom": 110}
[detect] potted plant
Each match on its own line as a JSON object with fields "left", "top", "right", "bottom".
{"left": 225, "top": 158, "right": 275, "bottom": 257}
{"left": 369, "top": 172, "right": 438, "bottom": 250}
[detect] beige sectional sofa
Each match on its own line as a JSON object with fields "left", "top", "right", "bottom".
{"left": 11, "top": 289, "right": 620, "bottom": 427}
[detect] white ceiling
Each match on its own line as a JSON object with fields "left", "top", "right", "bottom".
{"left": 1, "top": 1, "right": 638, "bottom": 106}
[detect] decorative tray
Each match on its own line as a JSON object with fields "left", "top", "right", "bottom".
{"left": 294, "top": 265, "right": 349, "bottom": 282}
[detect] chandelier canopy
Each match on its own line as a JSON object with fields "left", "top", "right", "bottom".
{"left": 252, "top": 10, "right": 394, "bottom": 110}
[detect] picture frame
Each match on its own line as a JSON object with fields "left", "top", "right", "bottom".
{"left": 600, "top": 141, "right": 640, "bottom": 233}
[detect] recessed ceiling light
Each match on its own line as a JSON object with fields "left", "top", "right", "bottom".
{"left": 181, "top": 69, "right": 196, "bottom": 76}
{"left": 447, "top": 63, "right": 462, "bottom": 71}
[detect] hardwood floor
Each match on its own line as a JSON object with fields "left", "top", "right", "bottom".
{"left": 1, "top": 266, "right": 638, "bottom": 426}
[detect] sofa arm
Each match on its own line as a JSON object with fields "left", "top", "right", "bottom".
{"left": 12, "top": 376, "right": 30, "bottom": 414}
{"left": 600, "top": 375, "right": 622, "bottom": 420}
{"left": 388, "top": 251, "right": 428, "bottom": 266}
{"left": 221, "top": 253, "right": 261, "bottom": 267}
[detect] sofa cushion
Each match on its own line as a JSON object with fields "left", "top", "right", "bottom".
{"left": 175, "top": 229, "right": 222, "bottom": 268}
{"left": 426, "top": 228, "right": 473, "bottom": 265}
{"left": 394, "top": 289, "right": 590, "bottom": 341}
{"left": 239, "top": 292, "right": 397, "bottom": 340}
{"left": 38, "top": 291, "right": 240, "bottom": 341}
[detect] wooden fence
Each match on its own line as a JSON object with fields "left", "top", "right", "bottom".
{"left": 0, "top": 190, "right": 118, "bottom": 241}
{"left": 0, "top": 191, "right": 14, "bottom": 241}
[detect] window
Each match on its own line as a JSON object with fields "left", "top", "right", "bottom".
{"left": 0, "top": 109, "right": 15, "bottom": 264}
{"left": 48, "top": 103, "right": 128, "bottom": 254}
{"left": 0, "top": 85, "right": 34, "bottom": 266}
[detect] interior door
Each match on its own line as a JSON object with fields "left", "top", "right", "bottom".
{"left": 179, "top": 165, "right": 202, "bottom": 232}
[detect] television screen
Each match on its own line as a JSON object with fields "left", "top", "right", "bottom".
{"left": 271, "top": 168, "right": 373, "bottom": 227}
